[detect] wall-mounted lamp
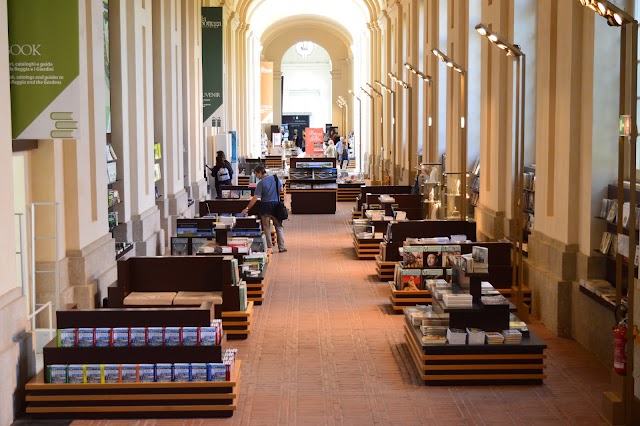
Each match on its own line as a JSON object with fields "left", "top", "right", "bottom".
{"left": 475, "top": 22, "right": 527, "bottom": 321}
{"left": 431, "top": 48, "right": 467, "bottom": 220}
{"left": 404, "top": 62, "right": 436, "bottom": 165}
{"left": 578, "top": 0, "right": 633, "bottom": 26}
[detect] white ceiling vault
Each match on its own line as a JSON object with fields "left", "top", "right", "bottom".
{"left": 235, "top": 0, "right": 381, "bottom": 40}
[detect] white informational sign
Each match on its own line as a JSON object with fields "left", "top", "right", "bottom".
{"left": 272, "top": 132, "right": 282, "bottom": 146}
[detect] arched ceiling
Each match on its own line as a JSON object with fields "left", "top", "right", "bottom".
{"left": 261, "top": 16, "right": 353, "bottom": 66}
{"left": 236, "top": 0, "right": 382, "bottom": 40}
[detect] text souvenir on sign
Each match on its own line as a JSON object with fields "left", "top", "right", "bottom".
{"left": 202, "top": 7, "right": 224, "bottom": 128}
{"left": 8, "top": 0, "right": 80, "bottom": 140}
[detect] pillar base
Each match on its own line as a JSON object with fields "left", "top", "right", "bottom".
{"left": 189, "top": 178, "right": 208, "bottom": 202}
{"left": 157, "top": 189, "right": 191, "bottom": 248}
{"left": 0, "top": 288, "right": 35, "bottom": 425}
{"left": 474, "top": 204, "right": 506, "bottom": 241}
{"left": 525, "top": 231, "right": 577, "bottom": 337}
{"left": 113, "top": 205, "right": 164, "bottom": 257}
{"left": 66, "top": 233, "right": 117, "bottom": 309}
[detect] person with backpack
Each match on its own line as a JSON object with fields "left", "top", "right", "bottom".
{"left": 241, "top": 165, "right": 287, "bottom": 253}
{"left": 210, "top": 151, "right": 233, "bottom": 199}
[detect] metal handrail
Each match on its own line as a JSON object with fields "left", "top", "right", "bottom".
{"left": 27, "top": 301, "right": 54, "bottom": 341}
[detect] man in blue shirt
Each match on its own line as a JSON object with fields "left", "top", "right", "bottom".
{"left": 242, "top": 165, "right": 286, "bottom": 252}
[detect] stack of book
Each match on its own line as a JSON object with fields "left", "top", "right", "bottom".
{"left": 421, "top": 334, "right": 447, "bottom": 345}
{"left": 466, "top": 328, "right": 485, "bottom": 345}
{"left": 480, "top": 295, "right": 509, "bottom": 305}
{"left": 421, "top": 312, "right": 449, "bottom": 328}
{"left": 446, "top": 328, "right": 467, "bottom": 345}
{"left": 443, "top": 293, "right": 473, "bottom": 308}
{"left": 421, "top": 325, "right": 447, "bottom": 336}
{"left": 485, "top": 332, "right": 505, "bottom": 344}
{"left": 501, "top": 329, "right": 523, "bottom": 344}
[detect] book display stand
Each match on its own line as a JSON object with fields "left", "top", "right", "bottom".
{"left": 24, "top": 308, "right": 240, "bottom": 418}
{"left": 289, "top": 157, "right": 338, "bottom": 214}
{"left": 352, "top": 185, "right": 412, "bottom": 220}
{"left": 404, "top": 262, "right": 546, "bottom": 385}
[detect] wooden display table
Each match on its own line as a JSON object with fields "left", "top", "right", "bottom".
{"left": 337, "top": 183, "right": 362, "bottom": 202}
{"left": 352, "top": 236, "right": 383, "bottom": 260}
{"left": 389, "top": 282, "right": 432, "bottom": 312}
{"left": 25, "top": 361, "right": 240, "bottom": 418}
{"left": 243, "top": 264, "right": 269, "bottom": 305}
{"left": 264, "top": 155, "right": 284, "bottom": 170}
{"left": 375, "top": 255, "right": 396, "bottom": 280}
{"left": 404, "top": 315, "right": 546, "bottom": 385}
{"left": 222, "top": 301, "right": 253, "bottom": 339}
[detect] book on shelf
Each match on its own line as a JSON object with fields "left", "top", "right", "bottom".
{"left": 154, "top": 143, "right": 162, "bottom": 160}
{"left": 606, "top": 200, "right": 618, "bottom": 223}
{"left": 399, "top": 269, "right": 422, "bottom": 290}
{"left": 107, "top": 162, "right": 117, "bottom": 184}
{"left": 403, "top": 246, "right": 424, "bottom": 268}
{"left": 600, "top": 232, "right": 612, "bottom": 255}
{"left": 171, "top": 238, "right": 189, "bottom": 256}
{"left": 423, "top": 246, "right": 443, "bottom": 268}
{"left": 154, "top": 163, "right": 161, "bottom": 182}
{"left": 600, "top": 198, "right": 612, "bottom": 219}
{"left": 622, "top": 202, "right": 631, "bottom": 228}
{"left": 106, "top": 143, "right": 117, "bottom": 162}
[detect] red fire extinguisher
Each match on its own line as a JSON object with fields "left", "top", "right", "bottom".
{"left": 613, "top": 320, "right": 627, "bottom": 376}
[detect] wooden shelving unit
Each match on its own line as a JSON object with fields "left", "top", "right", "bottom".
{"left": 221, "top": 301, "right": 253, "bottom": 340}
{"left": 24, "top": 308, "right": 239, "bottom": 418}
{"left": 337, "top": 183, "right": 362, "bottom": 202}
{"left": 389, "top": 282, "right": 432, "bottom": 312}
{"left": 375, "top": 255, "right": 396, "bottom": 280}
{"left": 289, "top": 158, "right": 337, "bottom": 214}
{"left": 404, "top": 314, "right": 546, "bottom": 385}
{"left": 352, "top": 236, "right": 383, "bottom": 260}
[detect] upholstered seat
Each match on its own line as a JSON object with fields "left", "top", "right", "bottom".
{"left": 172, "top": 291, "right": 223, "bottom": 306}
{"left": 123, "top": 291, "right": 177, "bottom": 306}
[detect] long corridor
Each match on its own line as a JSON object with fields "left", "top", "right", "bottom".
{"left": 74, "top": 201, "right": 611, "bottom": 425}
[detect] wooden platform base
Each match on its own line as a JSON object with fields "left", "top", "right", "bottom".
{"left": 389, "top": 282, "right": 432, "bottom": 312}
{"left": 237, "top": 176, "right": 250, "bottom": 186}
{"left": 352, "top": 235, "right": 382, "bottom": 260}
{"left": 24, "top": 361, "right": 241, "bottom": 419}
{"left": 405, "top": 316, "right": 547, "bottom": 385}
{"left": 337, "top": 186, "right": 361, "bottom": 202}
{"left": 375, "top": 255, "right": 396, "bottom": 280}
{"left": 222, "top": 302, "right": 253, "bottom": 340}
{"left": 351, "top": 210, "right": 362, "bottom": 220}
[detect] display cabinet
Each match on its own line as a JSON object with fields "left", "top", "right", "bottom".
{"left": 289, "top": 158, "right": 337, "bottom": 214}
{"left": 443, "top": 172, "right": 465, "bottom": 220}
{"left": 418, "top": 163, "right": 443, "bottom": 220}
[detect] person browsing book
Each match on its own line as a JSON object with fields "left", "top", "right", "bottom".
{"left": 241, "top": 165, "right": 286, "bottom": 253}
{"left": 209, "top": 151, "right": 233, "bottom": 199}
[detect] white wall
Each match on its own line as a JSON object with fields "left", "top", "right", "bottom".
{"left": 281, "top": 45, "right": 332, "bottom": 129}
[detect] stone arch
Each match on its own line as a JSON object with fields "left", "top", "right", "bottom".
{"left": 261, "top": 16, "right": 354, "bottom": 129}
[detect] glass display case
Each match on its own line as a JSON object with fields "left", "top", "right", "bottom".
{"left": 337, "top": 170, "right": 365, "bottom": 184}
{"left": 418, "top": 163, "right": 443, "bottom": 220}
{"left": 443, "top": 172, "right": 464, "bottom": 220}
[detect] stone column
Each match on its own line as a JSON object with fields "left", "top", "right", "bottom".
{"left": 110, "top": 0, "right": 163, "bottom": 256}
{"left": 425, "top": 0, "right": 440, "bottom": 164}
{"left": 181, "top": 0, "right": 206, "bottom": 201}
{"left": 153, "top": 0, "right": 190, "bottom": 247}
{"left": 0, "top": 2, "right": 34, "bottom": 422}
{"left": 475, "top": 0, "right": 513, "bottom": 241}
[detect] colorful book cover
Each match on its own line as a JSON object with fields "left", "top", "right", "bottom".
{"left": 403, "top": 246, "right": 424, "bottom": 268}
{"left": 401, "top": 269, "right": 422, "bottom": 290}
{"left": 423, "top": 246, "right": 443, "bottom": 268}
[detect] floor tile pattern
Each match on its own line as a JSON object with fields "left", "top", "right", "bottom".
{"left": 69, "top": 200, "right": 611, "bottom": 425}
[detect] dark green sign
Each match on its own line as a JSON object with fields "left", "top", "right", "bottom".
{"left": 202, "top": 7, "right": 223, "bottom": 127}
{"left": 8, "top": 0, "right": 80, "bottom": 139}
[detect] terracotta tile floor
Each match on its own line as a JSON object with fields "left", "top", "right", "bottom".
{"left": 72, "top": 201, "right": 611, "bottom": 425}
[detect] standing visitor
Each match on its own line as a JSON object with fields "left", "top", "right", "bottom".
{"left": 336, "top": 137, "right": 345, "bottom": 169}
{"left": 325, "top": 139, "right": 336, "bottom": 158}
{"left": 241, "top": 165, "right": 287, "bottom": 253}
{"left": 210, "top": 151, "right": 233, "bottom": 199}
{"left": 341, "top": 138, "right": 350, "bottom": 169}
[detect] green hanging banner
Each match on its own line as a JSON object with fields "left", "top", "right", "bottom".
{"left": 202, "top": 7, "right": 224, "bottom": 128}
{"left": 8, "top": 0, "right": 80, "bottom": 140}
